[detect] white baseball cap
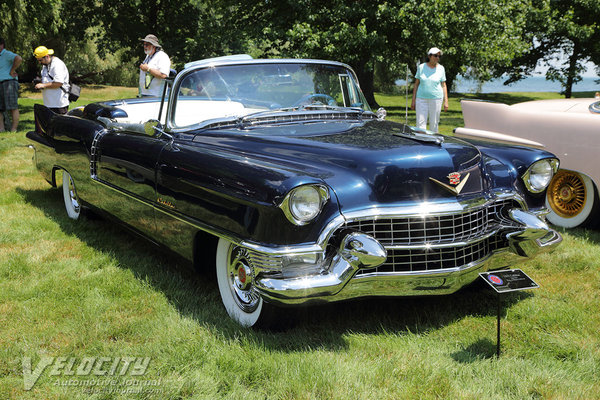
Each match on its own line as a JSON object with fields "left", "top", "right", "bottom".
{"left": 428, "top": 47, "right": 443, "bottom": 55}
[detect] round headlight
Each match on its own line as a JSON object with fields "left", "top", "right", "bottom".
{"left": 280, "top": 185, "right": 330, "bottom": 225}
{"left": 290, "top": 186, "right": 322, "bottom": 222}
{"left": 523, "top": 159, "right": 558, "bottom": 193}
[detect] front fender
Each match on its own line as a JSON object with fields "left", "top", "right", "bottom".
{"left": 155, "top": 140, "right": 342, "bottom": 247}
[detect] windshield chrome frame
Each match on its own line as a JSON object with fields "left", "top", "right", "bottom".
{"left": 166, "top": 59, "right": 368, "bottom": 133}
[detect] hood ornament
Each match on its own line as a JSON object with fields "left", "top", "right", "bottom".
{"left": 430, "top": 172, "right": 470, "bottom": 195}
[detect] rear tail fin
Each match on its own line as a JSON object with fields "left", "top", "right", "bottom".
{"left": 34, "top": 104, "right": 55, "bottom": 137}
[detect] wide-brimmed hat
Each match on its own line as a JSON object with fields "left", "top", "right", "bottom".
{"left": 33, "top": 46, "right": 54, "bottom": 58}
{"left": 140, "top": 34, "right": 161, "bottom": 48}
{"left": 428, "top": 47, "right": 443, "bottom": 55}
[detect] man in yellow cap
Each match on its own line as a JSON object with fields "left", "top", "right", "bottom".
{"left": 34, "top": 46, "right": 70, "bottom": 114}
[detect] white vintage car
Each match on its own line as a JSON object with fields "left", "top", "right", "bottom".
{"left": 455, "top": 97, "right": 600, "bottom": 228}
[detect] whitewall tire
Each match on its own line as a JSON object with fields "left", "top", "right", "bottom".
{"left": 216, "top": 238, "right": 266, "bottom": 327}
{"left": 546, "top": 170, "right": 598, "bottom": 228}
{"left": 62, "top": 171, "right": 81, "bottom": 220}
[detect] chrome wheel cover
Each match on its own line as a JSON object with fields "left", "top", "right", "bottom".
{"left": 226, "top": 246, "right": 261, "bottom": 313}
{"left": 66, "top": 175, "right": 81, "bottom": 213}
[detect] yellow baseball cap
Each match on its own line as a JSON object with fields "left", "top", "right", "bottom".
{"left": 33, "top": 46, "right": 54, "bottom": 59}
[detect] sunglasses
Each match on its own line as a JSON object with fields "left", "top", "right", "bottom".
{"left": 431, "top": 54, "right": 441, "bottom": 58}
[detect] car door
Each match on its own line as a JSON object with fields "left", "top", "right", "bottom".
{"left": 94, "top": 129, "right": 168, "bottom": 236}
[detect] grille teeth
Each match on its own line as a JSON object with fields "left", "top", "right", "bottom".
{"left": 246, "top": 250, "right": 283, "bottom": 272}
{"left": 243, "top": 200, "right": 518, "bottom": 277}
{"left": 346, "top": 201, "right": 511, "bottom": 246}
{"left": 348, "top": 200, "right": 517, "bottom": 276}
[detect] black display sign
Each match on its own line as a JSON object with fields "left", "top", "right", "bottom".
{"left": 479, "top": 269, "right": 539, "bottom": 293}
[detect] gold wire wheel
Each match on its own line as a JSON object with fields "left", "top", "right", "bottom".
{"left": 547, "top": 170, "right": 587, "bottom": 218}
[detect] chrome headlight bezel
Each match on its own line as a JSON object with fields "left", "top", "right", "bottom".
{"left": 279, "top": 184, "right": 330, "bottom": 226}
{"left": 522, "top": 158, "right": 559, "bottom": 193}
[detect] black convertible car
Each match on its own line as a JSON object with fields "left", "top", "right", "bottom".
{"left": 27, "top": 55, "right": 562, "bottom": 327}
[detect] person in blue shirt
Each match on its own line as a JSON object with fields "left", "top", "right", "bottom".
{"left": 0, "top": 37, "right": 22, "bottom": 132}
{"left": 410, "top": 47, "right": 449, "bottom": 133}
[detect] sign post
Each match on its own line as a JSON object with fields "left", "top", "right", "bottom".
{"left": 479, "top": 269, "right": 539, "bottom": 357}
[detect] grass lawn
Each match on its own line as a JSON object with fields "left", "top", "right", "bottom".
{"left": 0, "top": 85, "right": 599, "bottom": 399}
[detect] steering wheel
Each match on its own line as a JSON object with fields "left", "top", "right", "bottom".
{"left": 293, "top": 93, "right": 337, "bottom": 107}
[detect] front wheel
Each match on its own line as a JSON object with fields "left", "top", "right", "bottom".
{"left": 62, "top": 170, "right": 81, "bottom": 220}
{"left": 545, "top": 169, "right": 599, "bottom": 228}
{"left": 216, "top": 238, "right": 282, "bottom": 328}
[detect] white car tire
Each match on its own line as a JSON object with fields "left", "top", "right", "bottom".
{"left": 216, "top": 238, "right": 267, "bottom": 328}
{"left": 62, "top": 171, "right": 81, "bottom": 220}
{"left": 546, "top": 170, "right": 598, "bottom": 228}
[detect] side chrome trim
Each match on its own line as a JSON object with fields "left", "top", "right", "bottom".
{"left": 90, "top": 176, "right": 244, "bottom": 247}
{"left": 89, "top": 129, "right": 108, "bottom": 178}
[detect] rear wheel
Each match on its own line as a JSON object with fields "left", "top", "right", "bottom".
{"left": 62, "top": 171, "right": 81, "bottom": 220}
{"left": 546, "top": 170, "right": 598, "bottom": 228}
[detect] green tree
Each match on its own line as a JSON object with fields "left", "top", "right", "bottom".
{"left": 0, "top": 0, "right": 64, "bottom": 81}
{"left": 501, "top": 0, "right": 600, "bottom": 98}
{"left": 1, "top": 0, "right": 237, "bottom": 85}
{"left": 217, "top": 0, "right": 535, "bottom": 106}
{"left": 429, "top": 0, "right": 532, "bottom": 92}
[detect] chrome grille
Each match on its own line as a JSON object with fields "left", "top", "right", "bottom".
{"left": 350, "top": 200, "right": 518, "bottom": 276}
{"left": 346, "top": 200, "right": 514, "bottom": 246}
{"left": 247, "top": 250, "right": 283, "bottom": 272}
{"left": 357, "top": 236, "right": 509, "bottom": 276}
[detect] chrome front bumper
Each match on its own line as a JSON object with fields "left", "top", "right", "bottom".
{"left": 253, "top": 209, "right": 562, "bottom": 305}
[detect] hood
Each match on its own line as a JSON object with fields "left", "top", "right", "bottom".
{"left": 193, "top": 120, "right": 487, "bottom": 211}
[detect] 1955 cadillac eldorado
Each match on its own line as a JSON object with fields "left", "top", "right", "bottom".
{"left": 27, "top": 55, "right": 562, "bottom": 327}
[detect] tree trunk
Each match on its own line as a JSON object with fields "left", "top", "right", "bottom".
{"left": 445, "top": 75, "right": 455, "bottom": 94}
{"left": 564, "top": 42, "right": 582, "bottom": 99}
{"left": 355, "top": 68, "right": 380, "bottom": 109}
{"left": 149, "top": 0, "right": 160, "bottom": 33}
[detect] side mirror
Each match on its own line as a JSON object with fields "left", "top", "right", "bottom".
{"left": 144, "top": 119, "right": 174, "bottom": 142}
{"left": 144, "top": 119, "right": 163, "bottom": 136}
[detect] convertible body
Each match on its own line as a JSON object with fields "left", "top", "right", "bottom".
{"left": 28, "top": 56, "right": 562, "bottom": 327}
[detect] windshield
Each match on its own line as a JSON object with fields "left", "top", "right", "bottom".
{"left": 172, "top": 63, "right": 371, "bottom": 128}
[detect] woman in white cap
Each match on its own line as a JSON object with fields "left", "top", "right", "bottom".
{"left": 139, "top": 34, "right": 171, "bottom": 97}
{"left": 410, "top": 47, "right": 449, "bottom": 133}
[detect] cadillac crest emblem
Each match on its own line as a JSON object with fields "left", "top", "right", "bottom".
{"left": 429, "top": 172, "right": 471, "bottom": 195}
{"left": 448, "top": 172, "right": 461, "bottom": 185}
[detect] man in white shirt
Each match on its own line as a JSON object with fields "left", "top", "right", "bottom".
{"left": 139, "top": 34, "right": 171, "bottom": 97}
{"left": 33, "top": 46, "right": 70, "bottom": 114}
